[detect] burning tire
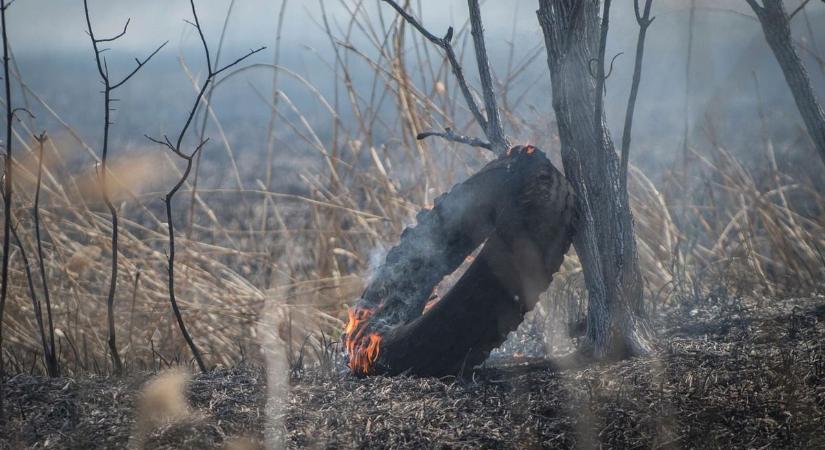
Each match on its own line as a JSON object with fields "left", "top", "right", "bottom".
{"left": 344, "top": 146, "right": 577, "bottom": 377}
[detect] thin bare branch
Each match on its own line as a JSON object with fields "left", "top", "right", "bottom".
{"left": 95, "top": 18, "right": 130, "bottom": 43}
{"left": 8, "top": 217, "right": 52, "bottom": 370}
{"left": 593, "top": 0, "right": 612, "bottom": 136}
{"left": 380, "top": 0, "right": 444, "bottom": 43}
{"left": 110, "top": 41, "right": 168, "bottom": 90}
{"left": 33, "top": 132, "right": 59, "bottom": 377}
{"left": 213, "top": 46, "right": 267, "bottom": 77}
{"left": 190, "top": 0, "right": 240, "bottom": 237}
{"left": 467, "top": 0, "right": 508, "bottom": 152}
{"left": 10, "top": 107, "right": 33, "bottom": 120}
{"left": 789, "top": 0, "right": 813, "bottom": 18}
{"left": 83, "top": 0, "right": 165, "bottom": 376}
{"left": 416, "top": 127, "right": 493, "bottom": 151}
{"left": 146, "top": 0, "right": 265, "bottom": 373}
{"left": 379, "top": 0, "right": 488, "bottom": 134}
{"left": 621, "top": 0, "right": 655, "bottom": 192}
{"left": 188, "top": 0, "right": 213, "bottom": 74}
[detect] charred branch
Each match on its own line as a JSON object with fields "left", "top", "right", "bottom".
{"left": 620, "top": 0, "right": 655, "bottom": 192}
{"left": 84, "top": 0, "right": 165, "bottom": 376}
{"left": 788, "top": 0, "right": 815, "bottom": 19}
{"left": 8, "top": 219, "right": 51, "bottom": 377}
{"left": 33, "top": 132, "right": 58, "bottom": 377}
{"left": 416, "top": 128, "right": 492, "bottom": 151}
{"left": 380, "top": 0, "right": 509, "bottom": 153}
{"left": 146, "top": 0, "right": 265, "bottom": 373}
{"left": 592, "top": 0, "right": 612, "bottom": 138}
{"left": 189, "top": 0, "right": 243, "bottom": 237}
{"left": 467, "top": 0, "right": 509, "bottom": 152}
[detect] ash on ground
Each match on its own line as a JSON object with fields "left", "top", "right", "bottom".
{"left": 2, "top": 296, "right": 824, "bottom": 449}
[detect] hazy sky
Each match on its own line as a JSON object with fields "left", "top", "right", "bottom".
{"left": 9, "top": 0, "right": 535, "bottom": 54}
{"left": 8, "top": 1, "right": 768, "bottom": 54}
{"left": 5, "top": 0, "right": 824, "bottom": 180}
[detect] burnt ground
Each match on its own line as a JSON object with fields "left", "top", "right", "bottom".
{"left": 2, "top": 295, "right": 824, "bottom": 449}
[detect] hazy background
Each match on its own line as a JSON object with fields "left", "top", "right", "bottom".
{"left": 7, "top": 0, "right": 825, "bottom": 189}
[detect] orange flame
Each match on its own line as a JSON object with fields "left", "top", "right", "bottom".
{"left": 344, "top": 307, "right": 383, "bottom": 375}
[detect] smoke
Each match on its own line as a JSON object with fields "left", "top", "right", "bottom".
{"left": 365, "top": 244, "right": 389, "bottom": 284}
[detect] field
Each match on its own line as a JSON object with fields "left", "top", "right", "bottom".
{"left": 2, "top": 295, "right": 824, "bottom": 448}
{"left": 2, "top": 1, "right": 825, "bottom": 448}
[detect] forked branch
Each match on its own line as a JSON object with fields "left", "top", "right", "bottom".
{"left": 380, "top": 0, "right": 508, "bottom": 154}
{"left": 146, "top": 0, "right": 265, "bottom": 373}
{"left": 84, "top": 0, "right": 166, "bottom": 376}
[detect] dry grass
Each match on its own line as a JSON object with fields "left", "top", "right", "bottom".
{"left": 1, "top": 2, "right": 824, "bottom": 379}
{"left": 2, "top": 296, "right": 822, "bottom": 448}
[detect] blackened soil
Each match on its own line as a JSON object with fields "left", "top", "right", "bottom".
{"left": 2, "top": 296, "right": 824, "bottom": 449}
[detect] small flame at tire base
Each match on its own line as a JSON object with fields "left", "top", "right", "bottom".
{"left": 344, "top": 307, "right": 383, "bottom": 375}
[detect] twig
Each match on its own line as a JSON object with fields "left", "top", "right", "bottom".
{"left": 9, "top": 106, "right": 32, "bottom": 120}
{"left": 588, "top": 52, "right": 623, "bottom": 80}
{"left": 621, "top": 0, "right": 655, "bottom": 193}
{"left": 188, "top": 0, "right": 238, "bottom": 238}
{"left": 146, "top": 0, "right": 265, "bottom": 373}
{"left": 416, "top": 128, "right": 492, "bottom": 151}
{"left": 789, "top": 0, "right": 813, "bottom": 19}
{"left": 379, "top": 0, "right": 489, "bottom": 142}
{"left": 84, "top": 0, "right": 166, "bottom": 376}
{"left": 33, "top": 132, "right": 58, "bottom": 376}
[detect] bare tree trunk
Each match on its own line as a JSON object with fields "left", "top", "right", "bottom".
{"left": 746, "top": 0, "right": 825, "bottom": 166}
{"left": 537, "top": 0, "right": 652, "bottom": 359}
